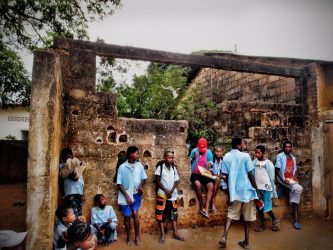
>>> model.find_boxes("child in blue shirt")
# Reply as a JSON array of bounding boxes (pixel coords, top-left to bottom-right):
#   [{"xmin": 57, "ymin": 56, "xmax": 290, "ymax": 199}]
[
  {"xmin": 59, "ymin": 148, "xmax": 85, "ymax": 217},
  {"xmin": 91, "ymin": 194, "xmax": 118, "ymax": 246},
  {"xmin": 117, "ymin": 146, "xmax": 147, "ymax": 246}
]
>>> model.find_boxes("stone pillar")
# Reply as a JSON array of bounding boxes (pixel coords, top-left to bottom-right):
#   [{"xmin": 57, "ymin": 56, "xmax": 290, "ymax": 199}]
[{"xmin": 26, "ymin": 50, "xmax": 62, "ymax": 249}]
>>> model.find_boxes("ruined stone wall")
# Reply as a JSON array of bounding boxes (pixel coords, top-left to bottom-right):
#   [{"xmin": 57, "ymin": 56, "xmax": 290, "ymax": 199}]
[
  {"xmin": 59, "ymin": 50, "xmax": 228, "ymax": 233},
  {"xmin": 182, "ymin": 67, "xmax": 313, "ymax": 215}
]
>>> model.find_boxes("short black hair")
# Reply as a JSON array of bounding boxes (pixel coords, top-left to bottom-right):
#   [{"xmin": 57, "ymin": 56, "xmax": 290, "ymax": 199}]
[
  {"xmin": 55, "ymin": 205, "xmax": 71, "ymax": 220},
  {"xmin": 67, "ymin": 221, "xmax": 91, "ymax": 243},
  {"xmin": 127, "ymin": 146, "xmax": 139, "ymax": 158},
  {"xmin": 231, "ymin": 137, "xmax": 243, "ymax": 149},
  {"xmin": 164, "ymin": 150, "xmax": 174, "ymax": 157},
  {"xmin": 283, "ymin": 140, "xmax": 292, "ymax": 148},
  {"xmin": 93, "ymin": 194, "xmax": 104, "ymax": 204},
  {"xmin": 214, "ymin": 145, "xmax": 223, "ymax": 150},
  {"xmin": 60, "ymin": 148, "xmax": 73, "ymax": 160},
  {"xmin": 255, "ymin": 145, "xmax": 266, "ymax": 153}
]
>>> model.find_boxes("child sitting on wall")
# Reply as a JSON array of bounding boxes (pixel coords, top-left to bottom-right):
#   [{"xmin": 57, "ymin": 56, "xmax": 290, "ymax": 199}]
[
  {"xmin": 91, "ymin": 194, "xmax": 118, "ymax": 246},
  {"xmin": 59, "ymin": 148, "xmax": 85, "ymax": 217}
]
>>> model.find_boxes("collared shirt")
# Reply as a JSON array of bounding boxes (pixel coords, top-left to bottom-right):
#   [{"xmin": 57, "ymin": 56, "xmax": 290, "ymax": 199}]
[
  {"xmin": 222, "ymin": 149, "xmax": 257, "ymax": 202},
  {"xmin": 117, "ymin": 160, "xmax": 147, "ymax": 205},
  {"xmin": 60, "ymin": 163, "xmax": 84, "ymax": 196},
  {"xmin": 54, "ymin": 220, "xmax": 69, "ymax": 250},
  {"xmin": 212, "ymin": 157, "xmax": 228, "ymax": 190},
  {"xmin": 155, "ymin": 163, "xmax": 180, "ymax": 201},
  {"xmin": 275, "ymin": 152, "xmax": 297, "ymax": 181},
  {"xmin": 91, "ymin": 205, "xmax": 118, "ymax": 226}
]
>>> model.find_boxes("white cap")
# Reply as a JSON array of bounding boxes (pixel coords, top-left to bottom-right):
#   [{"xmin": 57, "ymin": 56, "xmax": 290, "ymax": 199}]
[{"xmin": 0, "ymin": 230, "xmax": 27, "ymax": 249}]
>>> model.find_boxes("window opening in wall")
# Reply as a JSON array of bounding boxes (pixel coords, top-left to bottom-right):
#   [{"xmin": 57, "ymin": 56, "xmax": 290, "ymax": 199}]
[
  {"xmin": 143, "ymin": 150, "xmax": 152, "ymax": 157},
  {"xmin": 21, "ymin": 130, "xmax": 29, "ymax": 141},
  {"xmin": 119, "ymin": 134, "xmax": 127, "ymax": 142}
]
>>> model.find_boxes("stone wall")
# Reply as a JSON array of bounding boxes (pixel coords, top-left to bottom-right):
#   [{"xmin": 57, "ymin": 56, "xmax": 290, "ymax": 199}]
[{"xmin": 181, "ymin": 66, "xmax": 313, "ymax": 215}]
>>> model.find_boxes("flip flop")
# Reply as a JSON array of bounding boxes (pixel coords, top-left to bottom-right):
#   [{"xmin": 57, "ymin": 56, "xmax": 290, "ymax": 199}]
[
  {"xmin": 255, "ymin": 225, "xmax": 265, "ymax": 232},
  {"xmin": 218, "ymin": 240, "xmax": 226, "ymax": 248},
  {"xmin": 238, "ymin": 240, "xmax": 250, "ymax": 249},
  {"xmin": 172, "ymin": 235, "xmax": 185, "ymax": 241},
  {"xmin": 293, "ymin": 222, "xmax": 301, "ymax": 230},
  {"xmin": 272, "ymin": 219, "xmax": 280, "ymax": 231},
  {"xmin": 200, "ymin": 209, "xmax": 209, "ymax": 219}
]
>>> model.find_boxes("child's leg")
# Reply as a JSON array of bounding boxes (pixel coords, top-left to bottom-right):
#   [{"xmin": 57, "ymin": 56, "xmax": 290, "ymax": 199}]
[
  {"xmin": 193, "ymin": 180, "xmax": 204, "ymax": 209},
  {"xmin": 211, "ymin": 178, "xmax": 221, "ymax": 211},
  {"xmin": 204, "ymin": 182, "xmax": 214, "ymax": 213},
  {"xmin": 124, "ymin": 216, "xmax": 131, "ymax": 244},
  {"xmin": 132, "ymin": 211, "xmax": 140, "ymax": 245},
  {"xmin": 159, "ymin": 221, "xmax": 166, "ymax": 242},
  {"xmin": 104, "ymin": 222, "xmax": 117, "ymax": 244}
]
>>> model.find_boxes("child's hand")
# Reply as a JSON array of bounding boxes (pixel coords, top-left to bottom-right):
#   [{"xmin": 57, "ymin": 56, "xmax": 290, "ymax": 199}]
[
  {"xmin": 107, "ymin": 218, "xmax": 113, "ymax": 223},
  {"xmin": 78, "ymin": 215, "xmax": 86, "ymax": 223},
  {"xmin": 126, "ymin": 195, "xmax": 133, "ymax": 205},
  {"xmin": 138, "ymin": 188, "xmax": 144, "ymax": 195},
  {"xmin": 165, "ymin": 191, "xmax": 172, "ymax": 198}
]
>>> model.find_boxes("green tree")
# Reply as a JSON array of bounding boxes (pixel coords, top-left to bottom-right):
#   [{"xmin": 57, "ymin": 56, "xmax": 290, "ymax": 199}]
[
  {"xmin": 0, "ymin": 0, "xmax": 121, "ymax": 107},
  {"xmin": 116, "ymin": 63, "xmax": 189, "ymax": 120}
]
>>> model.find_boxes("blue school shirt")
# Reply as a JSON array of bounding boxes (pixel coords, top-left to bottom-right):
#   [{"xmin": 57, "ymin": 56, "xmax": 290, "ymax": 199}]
[
  {"xmin": 275, "ymin": 152, "xmax": 297, "ymax": 181},
  {"xmin": 54, "ymin": 220, "xmax": 68, "ymax": 250},
  {"xmin": 91, "ymin": 205, "xmax": 118, "ymax": 226},
  {"xmin": 59, "ymin": 163, "xmax": 84, "ymax": 196},
  {"xmin": 117, "ymin": 160, "xmax": 147, "ymax": 205},
  {"xmin": 222, "ymin": 149, "xmax": 257, "ymax": 202},
  {"xmin": 189, "ymin": 147, "xmax": 214, "ymax": 173},
  {"xmin": 212, "ymin": 158, "xmax": 228, "ymax": 190}
]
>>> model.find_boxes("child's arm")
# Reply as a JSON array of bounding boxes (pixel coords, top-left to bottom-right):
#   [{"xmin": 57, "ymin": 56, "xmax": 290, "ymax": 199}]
[{"xmin": 117, "ymin": 184, "xmax": 133, "ymax": 205}]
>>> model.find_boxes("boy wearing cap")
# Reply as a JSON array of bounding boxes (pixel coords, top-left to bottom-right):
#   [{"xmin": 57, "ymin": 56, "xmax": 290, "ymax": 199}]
[{"xmin": 189, "ymin": 138, "xmax": 219, "ymax": 218}]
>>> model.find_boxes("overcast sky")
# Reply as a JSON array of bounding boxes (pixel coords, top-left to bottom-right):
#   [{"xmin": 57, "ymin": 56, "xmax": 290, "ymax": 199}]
[{"xmin": 23, "ymin": 0, "xmax": 333, "ymax": 73}]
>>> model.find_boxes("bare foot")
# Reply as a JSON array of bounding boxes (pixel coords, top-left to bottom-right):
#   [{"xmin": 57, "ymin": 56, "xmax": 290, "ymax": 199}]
[
  {"xmin": 126, "ymin": 239, "xmax": 132, "ymax": 246},
  {"xmin": 134, "ymin": 238, "xmax": 141, "ymax": 246}
]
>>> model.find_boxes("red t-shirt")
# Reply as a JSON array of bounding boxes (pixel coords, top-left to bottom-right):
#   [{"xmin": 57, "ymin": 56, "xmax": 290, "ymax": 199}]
[{"xmin": 284, "ymin": 157, "xmax": 294, "ymax": 179}]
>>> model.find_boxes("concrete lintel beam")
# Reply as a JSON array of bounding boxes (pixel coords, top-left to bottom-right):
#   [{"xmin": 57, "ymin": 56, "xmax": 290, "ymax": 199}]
[{"xmin": 54, "ymin": 38, "xmax": 304, "ymax": 78}]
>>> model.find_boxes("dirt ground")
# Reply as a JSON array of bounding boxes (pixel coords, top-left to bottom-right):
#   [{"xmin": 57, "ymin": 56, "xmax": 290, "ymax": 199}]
[
  {"xmin": 1, "ymin": 184, "xmax": 333, "ymax": 249},
  {"xmin": 99, "ymin": 218, "xmax": 333, "ymax": 250}
]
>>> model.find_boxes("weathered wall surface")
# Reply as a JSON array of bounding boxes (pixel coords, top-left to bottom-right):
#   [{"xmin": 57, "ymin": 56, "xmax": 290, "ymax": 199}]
[
  {"xmin": 26, "ymin": 50, "xmax": 63, "ymax": 249},
  {"xmin": 180, "ymin": 65, "xmax": 313, "ymax": 216},
  {"xmin": 58, "ymin": 50, "xmax": 228, "ymax": 232}
]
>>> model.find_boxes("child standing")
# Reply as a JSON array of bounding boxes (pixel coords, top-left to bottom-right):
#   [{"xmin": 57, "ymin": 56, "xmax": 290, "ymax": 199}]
[
  {"xmin": 91, "ymin": 194, "xmax": 118, "ymax": 246},
  {"xmin": 155, "ymin": 151, "xmax": 184, "ymax": 243},
  {"xmin": 59, "ymin": 148, "xmax": 85, "ymax": 217},
  {"xmin": 253, "ymin": 145, "xmax": 280, "ymax": 232},
  {"xmin": 54, "ymin": 205, "xmax": 77, "ymax": 250},
  {"xmin": 117, "ymin": 146, "xmax": 147, "ymax": 246}
]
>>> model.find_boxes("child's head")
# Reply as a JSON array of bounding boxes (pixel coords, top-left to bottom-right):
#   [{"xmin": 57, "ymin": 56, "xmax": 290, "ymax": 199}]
[
  {"xmin": 255, "ymin": 145, "xmax": 266, "ymax": 160},
  {"xmin": 67, "ymin": 221, "xmax": 97, "ymax": 250},
  {"xmin": 197, "ymin": 138, "xmax": 208, "ymax": 153},
  {"xmin": 93, "ymin": 194, "xmax": 107, "ymax": 208},
  {"xmin": 61, "ymin": 148, "xmax": 73, "ymax": 162},
  {"xmin": 283, "ymin": 140, "xmax": 293, "ymax": 154},
  {"xmin": 231, "ymin": 137, "xmax": 244, "ymax": 150},
  {"xmin": 127, "ymin": 146, "xmax": 139, "ymax": 161},
  {"xmin": 55, "ymin": 205, "xmax": 76, "ymax": 224},
  {"xmin": 164, "ymin": 150, "xmax": 174, "ymax": 165},
  {"xmin": 214, "ymin": 145, "xmax": 223, "ymax": 158}
]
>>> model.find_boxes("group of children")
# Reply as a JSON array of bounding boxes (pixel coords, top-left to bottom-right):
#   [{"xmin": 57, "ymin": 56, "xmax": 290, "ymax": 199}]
[{"xmin": 55, "ymin": 138, "xmax": 302, "ymax": 249}]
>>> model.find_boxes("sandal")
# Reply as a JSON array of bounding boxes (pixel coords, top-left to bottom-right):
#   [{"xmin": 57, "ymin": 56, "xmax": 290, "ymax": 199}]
[
  {"xmin": 238, "ymin": 240, "xmax": 250, "ymax": 249},
  {"xmin": 172, "ymin": 234, "xmax": 185, "ymax": 241},
  {"xmin": 293, "ymin": 222, "xmax": 301, "ymax": 230},
  {"xmin": 255, "ymin": 225, "xmax": 265, "ymax": 232},
  {"xmin": 218, "ymin": 240, "xmax": 226, "ymax": 248},
  {"xmin": 200, "ymin": 209, "xmax": 209, "ymax": 219},
  {"xmin": 272, "ymin": 219, "xmax": 280, "ymax": 231}
]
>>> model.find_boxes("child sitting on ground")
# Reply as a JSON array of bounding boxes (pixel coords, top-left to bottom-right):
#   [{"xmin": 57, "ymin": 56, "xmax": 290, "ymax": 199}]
[
  {"xmin": 66, "ymin": 221, "xmax": 98, "ymax": 250},
  {"xmin": 91, "ymin": 194, "xmax": 118, "ymax": 246},
  {"xmin": 54, "ymin": 205, "xmax": 86, "ymax": 250},
  {"xmin": 253, "ymin": 145, "xmax": 280, "ymax": 232},
  {"xmin": 155, "ymin": 151, "xmax": 184, "ymax": 243},
  {"xmin": 59, "ymin": 148, "xmax": 85, "ymax": 217}
]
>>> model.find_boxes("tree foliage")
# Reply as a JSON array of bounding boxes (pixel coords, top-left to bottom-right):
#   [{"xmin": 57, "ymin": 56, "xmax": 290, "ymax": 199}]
[
  {"xmin": 116, "ymin": 63, "xmax": 190, "ymax": 120},
  {"xmin": 0, "ymin": 41, "xmax": 30, "ymax": 108},
  {"xmin": 0, "ymin": 0, "xmax": 121, "ymax": 107}
]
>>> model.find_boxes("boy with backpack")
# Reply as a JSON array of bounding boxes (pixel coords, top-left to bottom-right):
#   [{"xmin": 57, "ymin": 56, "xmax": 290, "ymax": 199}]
[{"xmin": 155, "ymin": 151, "xmax": 184, "ymax": 243}]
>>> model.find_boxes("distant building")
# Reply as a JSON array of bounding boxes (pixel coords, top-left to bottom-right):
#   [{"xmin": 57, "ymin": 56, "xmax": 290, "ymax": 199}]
[{"xmin": 0, "ymin": 105, "xmax": 29, "ymax": 140}]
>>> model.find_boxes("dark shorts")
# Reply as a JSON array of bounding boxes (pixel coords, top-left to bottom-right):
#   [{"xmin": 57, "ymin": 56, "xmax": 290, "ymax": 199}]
[
  {"xmin": 65, "ymin": 194, "xmax": 83, "ymax": 217},
  {"xmin": 156, "ymin": 197, "xmax": 178, "ymax": 222},
  {"xmin": 190, "ymin": 173, "xmax": 215, "ymax": 186}
]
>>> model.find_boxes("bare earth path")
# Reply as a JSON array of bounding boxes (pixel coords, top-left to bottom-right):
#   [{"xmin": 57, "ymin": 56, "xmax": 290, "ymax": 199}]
[{"xmin": 99, "ymin": 217, "xmax": 333, "ymax": 250}]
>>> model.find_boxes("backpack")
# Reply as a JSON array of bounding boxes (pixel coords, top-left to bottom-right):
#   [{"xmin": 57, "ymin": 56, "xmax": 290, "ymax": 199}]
[{"xmin": 154, "ymin": 160, "xmax": 176, "ymax": 194}]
